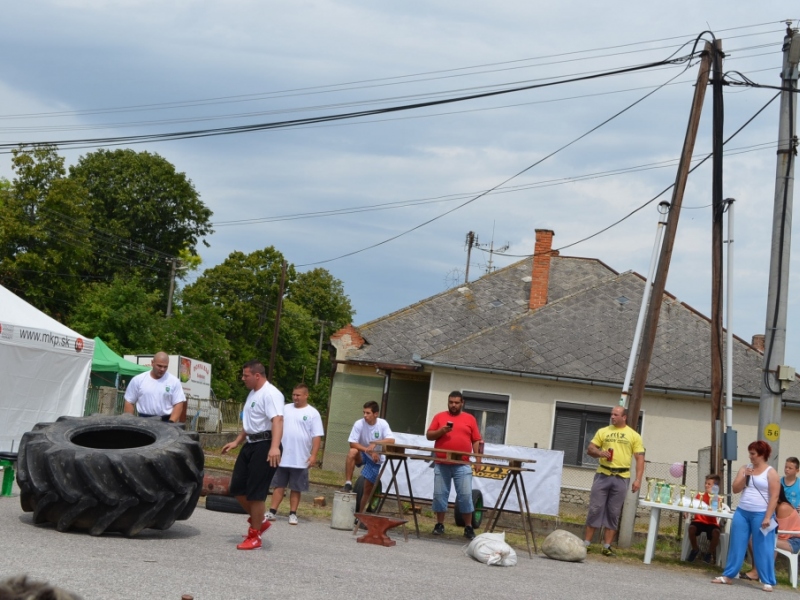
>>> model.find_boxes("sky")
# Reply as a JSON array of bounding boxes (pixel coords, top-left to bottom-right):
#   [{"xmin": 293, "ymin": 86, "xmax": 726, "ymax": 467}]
[{"xmin": 0, "ymin": 2, "xmax": 798, "ymax": 372}]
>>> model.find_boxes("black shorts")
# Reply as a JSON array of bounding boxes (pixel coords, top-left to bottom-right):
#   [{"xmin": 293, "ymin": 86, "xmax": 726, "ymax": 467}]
[
  {"xmin": 229, "ymin": 441, "xmax": 280, "ymax": 502},
  {"xmin": 689, "ymin": 521, "xmax": 720, "ymax": 537}
]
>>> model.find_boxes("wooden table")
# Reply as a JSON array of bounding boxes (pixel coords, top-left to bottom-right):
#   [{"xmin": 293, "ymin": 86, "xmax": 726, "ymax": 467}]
[
  {"xmin": 638, "ymin": 499, "xmax": 733, "ymax": 564},
  {"xmin": 363, "ymin": 444, "xmax": 539, "ymax": 556}
]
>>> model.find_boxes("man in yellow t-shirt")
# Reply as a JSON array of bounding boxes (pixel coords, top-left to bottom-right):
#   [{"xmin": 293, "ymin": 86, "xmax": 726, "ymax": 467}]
[{"xmin": 582, "ymin": 406, "xmax": 645, "ymax": 556}]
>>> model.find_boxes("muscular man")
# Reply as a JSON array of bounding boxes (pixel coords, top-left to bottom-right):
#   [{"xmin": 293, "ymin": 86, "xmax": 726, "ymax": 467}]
[
  {"xmin": 123, "ymin": 352, "xmax": 185, "ymax": 422},
  {"xmin": 344, "ymin": 401, "xmax": 394, "ymax": 513},
  {"xmin": 582, "ymin": 406, "xmax": 645, "ymax": 556},
  {"xmin": 221, "ymin": 360, "xmax": 284, "ymax": 550},
  {"xmin": 266, "ymin": 383, "xmax": 324, "ymax": 525},
  {"xmin": 426, "ymin": 391, "xmax": 482, "ymax": 540}
]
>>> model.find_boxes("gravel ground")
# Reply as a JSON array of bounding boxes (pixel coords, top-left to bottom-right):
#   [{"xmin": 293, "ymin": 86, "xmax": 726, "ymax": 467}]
[{"xmin": 0, "ymin": 481, "xmax": 794, "ymax": 600}]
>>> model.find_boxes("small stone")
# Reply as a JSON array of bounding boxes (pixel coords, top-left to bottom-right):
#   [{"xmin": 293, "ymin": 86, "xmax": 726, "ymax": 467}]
[
  {"xmin": 313, "ymin": 496, "xmax": 326, "ymax": 507},
  {"xmin": 542, "ymin": 529, "xmax": 587, "ymax": 562}
]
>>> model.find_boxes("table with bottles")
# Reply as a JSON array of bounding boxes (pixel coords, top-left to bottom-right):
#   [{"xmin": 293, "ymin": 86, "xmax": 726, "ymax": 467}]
[{"xmin": 638, "ymin": 479, "xmax": 733, "ymax": 565}]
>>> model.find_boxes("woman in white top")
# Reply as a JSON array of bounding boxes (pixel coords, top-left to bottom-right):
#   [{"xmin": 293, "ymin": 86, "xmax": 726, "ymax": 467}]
[{"xmin": 712, "ymin": 440, "xmax": 780, "ymax": 591}]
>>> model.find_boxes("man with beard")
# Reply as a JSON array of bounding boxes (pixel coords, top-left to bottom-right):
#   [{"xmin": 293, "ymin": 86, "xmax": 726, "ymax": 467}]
[{"xmin": 426, "ymin": 391, "xmax": 482, "ymax": 540}]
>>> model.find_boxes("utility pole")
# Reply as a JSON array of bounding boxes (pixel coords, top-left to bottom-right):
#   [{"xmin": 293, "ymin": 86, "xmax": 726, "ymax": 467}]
[
  {"xmin": 627, "ymin": 43, "xmax": 713, "ymax": 430},
  {"xmin": 758, "ymin": 25, "xmax": 800, "ymax": 468},
  {"xmin": 710, "ymin": 39, "xmax": 725, "ymax": 477},
  {"xmin": 464, "ymin": 231, "xmax": 477, "ymax": 284},
  {"xmin": 268, "ymin": 261, "xmax": 288, "ymax": 382},
  {"xmin": 314, "ymin": 320, "xmax": 333, "ymax": 385},
  {"xmin": 166, "ymin": 258, "xmax": 178, "ymax": 317},
  {"xmin": 619, "ymin": 43, "xmax": 713, "ymax": 549}
]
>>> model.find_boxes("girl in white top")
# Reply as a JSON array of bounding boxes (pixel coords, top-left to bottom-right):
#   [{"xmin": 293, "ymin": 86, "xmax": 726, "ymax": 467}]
[{"xmin": 713, "ymin": 440, "xmax": 780, "ymax": 591}]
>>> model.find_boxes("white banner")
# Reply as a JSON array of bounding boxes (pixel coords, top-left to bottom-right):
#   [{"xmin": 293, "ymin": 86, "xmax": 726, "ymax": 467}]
[{"xmin": 380, "ymin": 433, "xmax": 563, "ymax": 516}]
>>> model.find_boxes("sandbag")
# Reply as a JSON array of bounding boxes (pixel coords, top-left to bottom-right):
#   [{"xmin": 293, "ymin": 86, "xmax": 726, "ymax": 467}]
[{"xmin": 465, "ymin": 532, "xmax": 517, "ymax": 566}]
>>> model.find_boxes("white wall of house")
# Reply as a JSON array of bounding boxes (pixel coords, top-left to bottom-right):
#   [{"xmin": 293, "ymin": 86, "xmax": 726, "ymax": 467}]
[{"xmin": 427, "ymin": 367, "xmax": 800, "ymax": 482}]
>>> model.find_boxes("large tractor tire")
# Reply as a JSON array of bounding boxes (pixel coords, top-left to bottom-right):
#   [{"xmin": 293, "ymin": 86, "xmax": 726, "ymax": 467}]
[
  {"xmin": 354, "ymin": 475, "xmax": 382, "ymax": 513},
  {"xmin": 16, "ymin": 414, "xmax": 204, "ymax": 537},
  {"xmin": 454, "ymin": 489, "xmax": 484, "ymax": 528}
]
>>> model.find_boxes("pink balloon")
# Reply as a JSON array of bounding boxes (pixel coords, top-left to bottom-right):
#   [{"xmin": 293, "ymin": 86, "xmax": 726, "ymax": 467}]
[{"xmin": 669, "ymin": 462, "xmax": 683, "ymax": 478}]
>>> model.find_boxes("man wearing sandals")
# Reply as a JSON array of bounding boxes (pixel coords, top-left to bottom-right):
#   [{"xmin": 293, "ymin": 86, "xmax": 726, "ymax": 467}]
[{"xmin": 582, "ymin": 406, "xmax": 645, "ymax": 556}]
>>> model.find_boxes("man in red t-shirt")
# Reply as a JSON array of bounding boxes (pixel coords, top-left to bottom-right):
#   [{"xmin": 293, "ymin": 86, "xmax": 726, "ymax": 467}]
[{"xmin": 426, "ymin": 391, "xmax": 482, "ymax": 540}]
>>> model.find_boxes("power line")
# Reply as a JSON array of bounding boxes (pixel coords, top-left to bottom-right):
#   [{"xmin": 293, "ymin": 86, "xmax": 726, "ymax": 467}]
[
  {"xmin": 296, "ymin": 59, "xmax": 694, "ymax": 267},
  {"xmin": 494, "ymin": 91, "xmax": 782, "ymax": 258},
  {"xmin": 0, "ymin": 51, "xmax": 701, "ymax": 152},
  {"xmin": 213, "ymin": 140, "xmax": 775, "ymax": 228},
  {"xmin": 0, "ymin": 21, "xmax": 782, "ymax": 124}
]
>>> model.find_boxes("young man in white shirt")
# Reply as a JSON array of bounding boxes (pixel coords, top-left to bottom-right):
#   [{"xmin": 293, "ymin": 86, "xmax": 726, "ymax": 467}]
[
  {"xmin": 221, "ymin": 360, "xmax": 284, "ymax": 550},
  {"xmin": 344, "ymin": 401, "xmax": 394, "ymax": 513},
  {"xmin": 266, "ymin": 383, "xmax": 324, "ymax": 525}
]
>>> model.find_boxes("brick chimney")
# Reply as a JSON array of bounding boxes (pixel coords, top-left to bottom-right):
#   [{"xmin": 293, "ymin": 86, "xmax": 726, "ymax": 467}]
[
  {"xmin": 751, "ymin": 334, "xmax": 765, "ymax": 353},
  {"xmin": 330, "ymin": 324, "xmax": 365, "ymax": 360},
  {"xmin": 529, "ymin": 229, "xmax": 557, "ymax": 310}
]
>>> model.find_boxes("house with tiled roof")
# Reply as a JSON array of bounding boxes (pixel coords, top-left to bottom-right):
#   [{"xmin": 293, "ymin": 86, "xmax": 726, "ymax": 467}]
[{"xmin": 323, "ymin": 229, "xmax": 800, "ymax": 491}]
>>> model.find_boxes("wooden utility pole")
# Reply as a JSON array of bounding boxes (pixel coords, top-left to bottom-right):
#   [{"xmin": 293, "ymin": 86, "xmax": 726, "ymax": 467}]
[
  {"xmin": 465, "ymin": 231, "xmax": 476, "ymax": 284},
  {"xmin": 618, "ymin": 43, "xmax": 713, "ymax": 549},
  {"xmin": 710, "ymin": 39, "xmax": 725, "ymax": 476},
  {"xmin": 166, "ymin": 258, "xmax": 178, "ymax": 317},
  {"xmin": 268, "ymin": 261, "xmax": 288, "ymax": 381},
  {"xmin": 626, "ymin": 44, "xmax": 713, "ymax": 430}
]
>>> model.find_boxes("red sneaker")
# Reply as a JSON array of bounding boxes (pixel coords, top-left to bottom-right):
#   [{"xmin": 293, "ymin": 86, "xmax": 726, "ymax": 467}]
[
  {"xmin": 247, "ymin": 516, "xmax": 272, "ymax": 534},
  {"xmin": 237, "ymin": 528, "xmax": 262, "ymax": 550}
]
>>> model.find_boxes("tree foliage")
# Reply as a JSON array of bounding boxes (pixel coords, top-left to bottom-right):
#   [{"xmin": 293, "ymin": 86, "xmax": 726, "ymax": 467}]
[
  {"xmin": 0, "ymin": 146, "xmax": 94, "ymax": 319},
  {"xmin": 1, "ymin": 147, "xmax": 354, "ymax": 412},
  {"xmin": 68, "ymin": 148, "xmax": 213, "ymax": 296}
]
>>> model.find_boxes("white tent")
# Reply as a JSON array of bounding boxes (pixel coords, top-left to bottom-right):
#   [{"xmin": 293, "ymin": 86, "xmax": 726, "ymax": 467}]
[{"xmin": 0, "ymin": 285, "xmax": 94, "ymax": 452}]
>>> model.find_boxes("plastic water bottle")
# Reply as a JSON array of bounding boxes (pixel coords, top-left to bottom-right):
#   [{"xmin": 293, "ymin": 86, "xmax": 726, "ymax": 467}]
[{"xmin": 710, "ymin": 484, "xmax": 720, "ymax": 509}]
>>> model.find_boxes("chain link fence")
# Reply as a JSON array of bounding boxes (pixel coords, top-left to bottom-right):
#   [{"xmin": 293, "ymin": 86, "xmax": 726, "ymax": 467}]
[{"xmin": 84, "ymin": 386, "xmax": 243, "ymax": 434}]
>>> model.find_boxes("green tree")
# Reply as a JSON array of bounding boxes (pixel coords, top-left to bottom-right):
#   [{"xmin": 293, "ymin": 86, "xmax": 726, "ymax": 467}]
[
  {"xmin": 0, "ymin": 146, "xmax": 94, "ymax": 320},
  {"xmin": 156, "ymin": 297, "xmax": 235, "ymax": 400},
  {"xmin": 68, "ymin": 148, "xmax": 213, "ymax": 297},
  {"xmin": 183, "ymin": 247, "xmax": 296, "ymax": 399},
  {"xmin": 68, "ymin": 274, "xmax": 163, "ymax": 353},
  {"xmin": 289, "ymin": 268, "xmax": 354, "ymax": 327}
]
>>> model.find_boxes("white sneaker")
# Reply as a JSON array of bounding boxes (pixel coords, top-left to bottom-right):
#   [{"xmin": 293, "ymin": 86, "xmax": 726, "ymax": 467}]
[
  {"xmin": 265, "ymin": 511, "xmax": 277, "ymax": 521},
  {"xmin": 288, "ymin": 514, "xmax": 298, "ymax": 525}
]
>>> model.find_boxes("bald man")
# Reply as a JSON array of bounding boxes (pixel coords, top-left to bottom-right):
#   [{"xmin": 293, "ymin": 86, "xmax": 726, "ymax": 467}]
[{"xmin": 123, "ymin": 352, "xmax": 186, "ymax": 422}]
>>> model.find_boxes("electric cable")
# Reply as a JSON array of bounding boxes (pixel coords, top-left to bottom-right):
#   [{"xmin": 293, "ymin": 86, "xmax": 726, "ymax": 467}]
[
  {"xmin": 493, "ymin": 91, "xmax": 781, "ymax": 258},
  {"xmin": 0, "ymin": 51, "xmax": 701, "ymax": 152},
  {"xmin": 296, "ymin": 61, "xmax": 693, "ymax": 267}
]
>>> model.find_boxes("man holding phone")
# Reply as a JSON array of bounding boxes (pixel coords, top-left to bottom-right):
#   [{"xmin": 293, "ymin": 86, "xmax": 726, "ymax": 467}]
[{"xmin": 426, "ymin": 391, "xmax": 483, "ymax": 540}]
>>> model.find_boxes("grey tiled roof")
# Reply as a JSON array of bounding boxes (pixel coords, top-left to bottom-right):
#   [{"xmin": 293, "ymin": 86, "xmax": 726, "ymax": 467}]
[
  {"xmin": 346, "ymin": 255, "xmax": 793, "ymax": 400},
  {"xmin": 350, "ymin": 255, "xmax": 616, "ymax": 366},
  {"xmin": 430, "ymin": 271, "xmax": 794, "ymax": 400}
]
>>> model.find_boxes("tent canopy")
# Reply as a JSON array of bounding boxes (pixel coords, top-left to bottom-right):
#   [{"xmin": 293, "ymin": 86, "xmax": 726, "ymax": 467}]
[
  {"xmin": 92, "ymin": 338, "xmax": 150, "ymax": 376},
  {"xmin": 0, "ymin": 284, "xmax": 94, "ymax": 452}
]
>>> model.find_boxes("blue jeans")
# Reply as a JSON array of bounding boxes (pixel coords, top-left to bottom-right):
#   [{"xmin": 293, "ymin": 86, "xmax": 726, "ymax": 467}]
[
  {"xmin": 723, "ymin": 508, "xmax": 777, "ymax": 585},
  {"xmin": 433, "ymin": 463, "xmax": 473, "ymax": 514}
]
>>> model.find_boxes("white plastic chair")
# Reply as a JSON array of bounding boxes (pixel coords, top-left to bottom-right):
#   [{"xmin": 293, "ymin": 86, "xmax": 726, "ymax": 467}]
[
  {"xmin": 680, "ymin": 521, "xmax": 729, "ymax": 567},
  {"xmin": 776, "ymin": 530, "xmax": 799, "ymax": 589}
]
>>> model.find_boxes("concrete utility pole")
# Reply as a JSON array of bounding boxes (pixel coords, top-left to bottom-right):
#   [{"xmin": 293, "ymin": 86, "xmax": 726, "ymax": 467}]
[
  {"xmin": 618, "ymin": 43, "xmax": 713, "ymax": 549},
  {"xmin": 758, "ymin": 25, "xmax": 800, "ymax": 468},
  {"xmin": 166, "ymin": 258, "xmax": 178, "ymax": 317}
]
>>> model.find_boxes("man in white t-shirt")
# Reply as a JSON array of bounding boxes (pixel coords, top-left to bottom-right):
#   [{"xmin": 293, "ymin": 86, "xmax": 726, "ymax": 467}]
[
  {"xmin": 123, "ymin": 352, "xmax": 186, "ymax": 422},
  {"xmin": 266, "ymin": 383, "xmax": 324, "ymax": 525},
  {"xmin": 344, "ymin": 401, "xmax": 394, "ymax": 513},
  {"xmin": 221, "ymin": 360, "xmax": 285, "ymax": 550}
]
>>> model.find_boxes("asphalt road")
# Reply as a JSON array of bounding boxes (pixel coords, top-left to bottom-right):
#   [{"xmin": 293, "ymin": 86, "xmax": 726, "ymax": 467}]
[{"xmin": 0, "ymin": 485, "xmax": 794, "ymax": 600}]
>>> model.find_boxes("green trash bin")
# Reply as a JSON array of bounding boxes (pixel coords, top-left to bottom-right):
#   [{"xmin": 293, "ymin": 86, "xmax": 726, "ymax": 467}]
[{"xmin": 0, "ymin": 452, "xmax": 17, "ymax": 497}]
